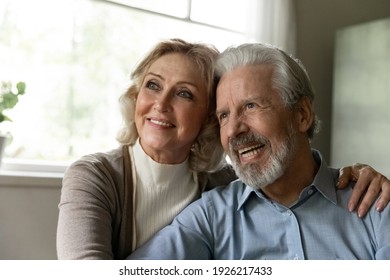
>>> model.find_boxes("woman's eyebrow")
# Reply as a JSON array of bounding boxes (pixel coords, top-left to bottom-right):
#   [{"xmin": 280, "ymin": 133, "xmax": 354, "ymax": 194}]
[
  {"xmin": 147, "ymin": 72, "xmax": 201, "ymax": 90},
  {"xmin": 145, "ymin": 72, "xmax": 164, "ymax": 80}
]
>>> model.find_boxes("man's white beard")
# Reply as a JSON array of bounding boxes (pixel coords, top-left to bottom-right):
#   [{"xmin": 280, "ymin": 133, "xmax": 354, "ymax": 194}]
[{"xmin": 228, "ymin": 127, "xmax": 297, "ymax": 190}]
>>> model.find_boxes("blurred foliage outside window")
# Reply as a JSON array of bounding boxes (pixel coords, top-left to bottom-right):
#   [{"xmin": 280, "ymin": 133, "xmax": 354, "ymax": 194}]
[{"xmin": 0, "ymin": 0, "xmax": 252, "ymax": 164}]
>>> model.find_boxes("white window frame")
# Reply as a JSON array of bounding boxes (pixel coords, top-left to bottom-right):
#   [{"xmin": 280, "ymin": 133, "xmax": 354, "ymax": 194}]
[{"xmin": 0, "ymin": 0, "xmax": 254, "ymax": 178}]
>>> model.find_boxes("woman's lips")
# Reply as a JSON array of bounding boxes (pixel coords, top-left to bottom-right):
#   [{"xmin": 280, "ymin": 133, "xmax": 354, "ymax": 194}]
[{"xmin": 147, "ymin": 117, "xmax": 175, "ymax": 128}]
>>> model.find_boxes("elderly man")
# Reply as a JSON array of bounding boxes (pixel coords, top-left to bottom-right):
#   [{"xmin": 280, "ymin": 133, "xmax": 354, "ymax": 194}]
[{"xmin": 128, "ymin": 43, "xmax": 390, "ymax": 260}]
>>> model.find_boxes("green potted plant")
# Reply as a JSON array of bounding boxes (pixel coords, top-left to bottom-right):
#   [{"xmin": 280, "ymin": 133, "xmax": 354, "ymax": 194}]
[{"xmin": 0, "ymin": 81, "xmax": 26, "ymax": 166}]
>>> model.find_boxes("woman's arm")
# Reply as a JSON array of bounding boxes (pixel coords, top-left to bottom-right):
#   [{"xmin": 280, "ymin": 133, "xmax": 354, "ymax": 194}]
[
  {"xmin": 337, "ymin": 163, "xmax": 390, "ymax": 218},
  {"xmin": 57, "ymin": 158, "xmax": 116, "ymax": 259}
]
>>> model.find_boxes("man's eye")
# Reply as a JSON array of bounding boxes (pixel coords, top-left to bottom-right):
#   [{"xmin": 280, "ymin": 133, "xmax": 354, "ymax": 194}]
[
  {"xmin": 177, "ymin": 90, "xmax": 193, "ymax": 99},
  {"xmin": 218, "ymin": 112, "xmax": 228, "ymax": 123},
  {"xmin": 245, "ymin": 102, "xmax": 256, "ymax": 109},
  {"xmin": 146, "ymin": 81, "xmax": 160, "ymax": 90}
]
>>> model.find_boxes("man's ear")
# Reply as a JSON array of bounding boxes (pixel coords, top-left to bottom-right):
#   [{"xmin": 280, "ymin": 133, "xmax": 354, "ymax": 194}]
[{"xmin": 295, "ymin": 96, "xmax": 314, "ymax": 134}]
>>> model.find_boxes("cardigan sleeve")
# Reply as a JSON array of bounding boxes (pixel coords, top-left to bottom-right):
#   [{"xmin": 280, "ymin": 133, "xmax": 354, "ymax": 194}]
[{"xmin": 56, "ymin": 148, "xmax": 126, "ymax": 259}]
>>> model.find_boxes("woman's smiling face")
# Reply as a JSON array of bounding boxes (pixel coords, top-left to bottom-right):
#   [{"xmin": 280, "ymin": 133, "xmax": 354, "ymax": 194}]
[{"xmin": 135, "ymin": 53, "xmax": 209, "ymax": 164}]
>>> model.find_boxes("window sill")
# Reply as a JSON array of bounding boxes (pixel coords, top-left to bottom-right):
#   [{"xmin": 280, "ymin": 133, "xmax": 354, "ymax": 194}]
[
  {"xmin": 0, "ymin": 170, "xmax": 63, "ymax": 187},
  {"xmin": 0, "ymin": 159, "xmax": 65, "ymax": 187}
]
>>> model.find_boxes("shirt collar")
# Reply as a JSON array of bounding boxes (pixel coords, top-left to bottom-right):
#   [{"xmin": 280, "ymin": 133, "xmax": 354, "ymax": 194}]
[
  {"xmin": 310, "ymin": 149, "xmax": 338, "ymax": 205},
  {"xmin": 237, "ymin": 183, "xmax": 256, "ymax": 210},
  {"xmin": 236, "ymin": 149, "xmax": 338, "ymax": 210}
]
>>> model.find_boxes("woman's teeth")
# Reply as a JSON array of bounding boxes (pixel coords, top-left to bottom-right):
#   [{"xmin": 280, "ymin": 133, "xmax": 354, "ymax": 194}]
[{"xmin": 150, "ymin": 119, "xmax": 174, "ymax": 127}]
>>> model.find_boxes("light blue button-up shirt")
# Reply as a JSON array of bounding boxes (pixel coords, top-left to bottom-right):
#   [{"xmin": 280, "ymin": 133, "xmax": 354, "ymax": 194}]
[{"xmin": 129, "ymin": 150, "xmax": 390, "ymax": 260}]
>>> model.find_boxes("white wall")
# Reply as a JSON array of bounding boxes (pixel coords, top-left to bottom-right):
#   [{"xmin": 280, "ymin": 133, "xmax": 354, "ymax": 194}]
[
  {"xmin": 0, "ymin": 173, "xmax": 61, "ymax": 260},
  {"xmin": 331, "ymin": 18, "xmax": 390, "ymax": 177},
  {"xmin": 296, "ymin": 0, "xmax": 390, "ymax": 163}
]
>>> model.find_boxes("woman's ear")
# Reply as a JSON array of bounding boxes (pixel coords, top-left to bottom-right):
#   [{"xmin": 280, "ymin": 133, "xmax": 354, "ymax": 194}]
[{"xmin": 295, "ymin": 96, "xmax": 314, "ymax": 134}]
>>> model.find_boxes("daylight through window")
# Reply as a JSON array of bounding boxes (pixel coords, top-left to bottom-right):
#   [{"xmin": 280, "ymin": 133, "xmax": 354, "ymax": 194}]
[{"xmin": 0, "ymin": 0, "xmax": 257, "ymax": 167}]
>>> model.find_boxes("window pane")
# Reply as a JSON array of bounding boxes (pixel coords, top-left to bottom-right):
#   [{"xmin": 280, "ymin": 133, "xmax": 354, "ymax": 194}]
[
  {"xmin": 191, "ymin": 0, "xmax": 255, "ymax": 32},
  {"xmin": 109, "ymin": 0, "xmax": 189, "ymax": 18},
  {"xmin": 0, "ymin": 0, "xmax": 248, "ymax": 163}
]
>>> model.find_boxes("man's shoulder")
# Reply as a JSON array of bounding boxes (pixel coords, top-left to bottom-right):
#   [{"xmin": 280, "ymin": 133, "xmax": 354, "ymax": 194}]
[
  {"xmin": 201, "ymin": 179, "xmax": 248, "ymax": 206},
  {"xmin": 174, "ymin": 180, "xmax": 248, "ymax": 227},
  {"xmin": 204, "ymin": 178, "xmax": 244, "ymax": 193}
]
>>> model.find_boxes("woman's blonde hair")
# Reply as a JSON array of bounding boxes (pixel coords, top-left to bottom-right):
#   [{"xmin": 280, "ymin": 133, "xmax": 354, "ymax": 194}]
[{"xmin": 117, "ymin": 38, "xmax": 226, "ymax": 172}]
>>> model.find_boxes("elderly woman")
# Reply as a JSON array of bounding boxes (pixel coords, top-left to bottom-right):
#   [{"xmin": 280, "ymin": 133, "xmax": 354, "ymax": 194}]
[{"xmin": 56, "ymin": 39, "xmax": 389, "ymax": 259}]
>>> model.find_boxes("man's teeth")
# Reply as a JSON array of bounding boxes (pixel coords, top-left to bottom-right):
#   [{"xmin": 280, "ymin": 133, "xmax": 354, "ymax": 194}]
[
  {"xmin": 239, "ymin": 144, "xmax": 263, "ymax": 157},
  {"xmin": 150, "ymin": 119, "xmax": 173, "ymax": 127}
]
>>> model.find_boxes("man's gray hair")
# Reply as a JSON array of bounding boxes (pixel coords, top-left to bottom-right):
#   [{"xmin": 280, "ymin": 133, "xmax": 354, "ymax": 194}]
[{"xmin": 215, "ymin": 43, "xmax": 321, "ymax": 139}]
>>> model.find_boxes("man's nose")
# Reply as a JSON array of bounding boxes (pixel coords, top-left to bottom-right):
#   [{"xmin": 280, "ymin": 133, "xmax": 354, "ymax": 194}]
[{"xmin": 226, "ymin": 114, "xmax": 248, "ymax": 139}]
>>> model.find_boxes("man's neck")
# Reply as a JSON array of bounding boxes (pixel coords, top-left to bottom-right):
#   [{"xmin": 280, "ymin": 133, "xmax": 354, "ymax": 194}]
[{"xmin": 261, "ymin": 147, "xmax": 318, "ymax": 207}]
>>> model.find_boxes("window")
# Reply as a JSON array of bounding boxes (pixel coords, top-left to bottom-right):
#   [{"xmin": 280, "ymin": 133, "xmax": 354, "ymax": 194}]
[{"xmin": 0, "ymin": 0, "xmax": 257, "ymax": 169}]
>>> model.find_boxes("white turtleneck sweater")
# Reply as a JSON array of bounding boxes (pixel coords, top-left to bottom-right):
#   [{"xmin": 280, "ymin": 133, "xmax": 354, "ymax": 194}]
[{"xmin": 131, "ymin": 139, "xmax": 199, "ymax": 249}]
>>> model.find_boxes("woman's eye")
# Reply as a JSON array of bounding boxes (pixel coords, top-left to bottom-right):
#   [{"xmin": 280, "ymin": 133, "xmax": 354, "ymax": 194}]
[
  {"xmin": 146, "ymin": 81, "xmax": 160, "ymax": 91},
  {"xmin": 177, "ymin": 90, "xmax": 193, "ymax": 99}
]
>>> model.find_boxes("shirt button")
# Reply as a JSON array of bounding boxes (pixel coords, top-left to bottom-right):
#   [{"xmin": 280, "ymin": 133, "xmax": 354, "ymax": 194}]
[
  {"xmin": 293, "ymin": 255, "xmax": 300, "ymax": 260},
  {"xmin": 286, "ymin": 210, "xmax": 292, "ymax": 216},
  {"xmin": 308, "ymin": 189, "xmax": 314, "ymax": 195}
]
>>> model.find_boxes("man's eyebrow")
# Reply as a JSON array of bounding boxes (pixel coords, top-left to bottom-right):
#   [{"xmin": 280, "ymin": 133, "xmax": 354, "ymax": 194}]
[{"xmin": 215, "ymin": 108, "xmax": 227, "ymax": 116}]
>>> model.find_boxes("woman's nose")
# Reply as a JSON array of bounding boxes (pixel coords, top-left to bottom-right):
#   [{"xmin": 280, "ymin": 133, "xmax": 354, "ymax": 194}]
[{"xmin": 154, "ymin": 93, "xmax": 171, "ymax": 113}]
